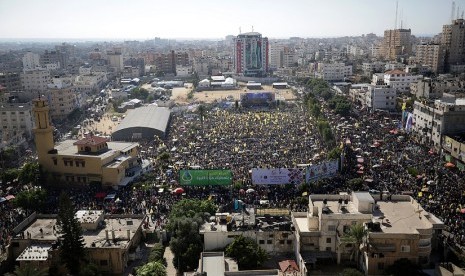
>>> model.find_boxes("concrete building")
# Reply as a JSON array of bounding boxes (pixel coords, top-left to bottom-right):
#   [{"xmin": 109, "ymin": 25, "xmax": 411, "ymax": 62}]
[
  {"xmin": 47, "ymin": 77, "xmax": 79, "ymax": 120},
  {"xmin": 366, "ymin": 85, "xmax": 396, "ymax": 111},
  {"xmin": 349, "ymin": 84, "xmax": 371, "ymax": 109},
  {"xmin": 153, "ymin": 50, "xmax": 189, "ymax": 75},
  {"xmin": 200, "ymin": 211, "xmax": 294, "ymax": 254},
  {"xmin": 362, "ymin": 62, "xmax": 385, "ymax": 77},
  {"xmin": 234, "ymin": 32, "xmax": 269, "ymax": 77},
  {"xmin": 413, "ymin": 98, "xmax": 465, "ymax": 147},
  {"xmin": 107, "ymin": 49, "xmax": 124, "ymax": 73},
  {"xmin": 382, "ymin": 69, "xmax": 423, "ymax": 94},
  {"xmin": 415, "ymin": 43, "xmax": 445, "ymax": 73},
  {"xmin": 315, "ymin": 63, "xmax": 352, "ymax": 81},
  {"xmin": 442, "ymin": 134, "xmax": 465, "ymax": 171},
  {"xmin": 268, "ymin": 42, "xmax": 284, "ymax": 70},
  {"xmin": 382, "ymin": 29, "xmax": 412, "ymax": 61},
  {"xmin": 0, "ymin": 72, "xmax": 22, "ymax": 92},
  {"xmin": 292, "ymin": 193, "xmax": 443, "ymax": 276},
  {"xmin": 442, "ymin": 19, "xmax": 465, "ymax": 71},
  {"xmin": 0, "ymin": 102, "xmax": 34, "ymax": 139},
  {"xmin": 10, "ymin": 212, "xmax": 145, "ymax": 275},
  {"xmin": 410, "ymin": 78, "xmax": 458, "ymax": 100},
  {"xmin": 22, "ymin": 52, "xmax": 41, "ymax": 71},
  {"xmin": 21, "ymin": 69, "xmax": 51, "ymax": 94},
  {"xmin": 32, "ymin": 98, "xmax": 144, "ymax": 187}
]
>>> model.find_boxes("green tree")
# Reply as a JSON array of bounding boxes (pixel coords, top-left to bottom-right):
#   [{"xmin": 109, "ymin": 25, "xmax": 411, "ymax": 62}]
[
  {"xmin": 384, "ymin": 258, "xmax": 421, "ymax": 276},
  {"xmin": 1, "ymin": 168, "xmax": 19, "ymax": 184},
  {"xmin": 347, "ymin": 178, "xmax": 364, "ymax": 191},
  {"xmin": 327, "ymin": 147, "xmax": 342, "ymax": 160},
  {"xmin": 310, "ymin": 104, "xmax": 321, "ymax": 119},
  {"xmin": 18, "ymin": 162, "xmax": 39, "ymax": 185},
  {"xmin": 342, "ymin": 268, "xmax": 364, "ymax": 276},
  {"xmin": 225, "ymin": 235, "xmax": 268, "ymax": 270},
  {"xmin": 344, "ymin": 223, "xmax": 368, "ymax": 264},
  {"xmin": 197, "ymin": 104, "xmax": 206, "ymax": 126},
  {"xmin": 56, "ymin": 192, "xmax": 85, "ymax": 275},
  {"xmin": 13, "ymin": 188, "xmax": 47, "ymax": 214},
  {"xmin": 149, "ymin": 243, "xmax": 167, "ymax": 266},
  {"xmin": 168, "ymin": 199, "xmax": 216, "ymax": 273},
  {"xmin": 6, "ymin": 265, "xmax": 48, "ymax": 276},
  {"xmin": 79, "ymin": 262, "xmax": 102, "ymax": 276},
  {"xmin": 136, "ymin": 261, "xmax": 167, "ymax": 276}
]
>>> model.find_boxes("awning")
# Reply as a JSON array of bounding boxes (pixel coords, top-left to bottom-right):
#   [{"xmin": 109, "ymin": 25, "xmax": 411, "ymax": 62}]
[{"xmin": 5, "ymin": 195, "xmax": 15, "ymax": 200}]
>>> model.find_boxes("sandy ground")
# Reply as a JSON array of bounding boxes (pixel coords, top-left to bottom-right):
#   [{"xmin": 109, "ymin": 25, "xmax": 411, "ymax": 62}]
[
  {"xmin": 80, "ymin": 113, "xmax": 123, "ymax": 137},
  {"xmin": 171, "ymin": 84, "xmax": 296, "ymax": 104}
]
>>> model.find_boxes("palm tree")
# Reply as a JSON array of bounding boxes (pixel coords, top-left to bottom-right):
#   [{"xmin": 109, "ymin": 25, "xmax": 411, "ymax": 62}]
[
  {"xmin": 346, "ymin": 223, "xmax": 368, "ymax": 265},
  {"xmin": 197, "ymin": 104, "xmax": 206, "ymax": 125}
]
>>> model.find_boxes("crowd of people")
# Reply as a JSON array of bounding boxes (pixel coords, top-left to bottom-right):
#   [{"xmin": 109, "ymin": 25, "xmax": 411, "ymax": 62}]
[{"xmin": 2, "ymin": 91, "xmax": 465, "ymax": 260}]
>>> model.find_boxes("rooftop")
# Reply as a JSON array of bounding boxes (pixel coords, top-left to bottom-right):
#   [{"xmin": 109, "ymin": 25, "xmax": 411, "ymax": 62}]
[
  {"xmin": 76, "ymin": 210, "xmax": 104, "ymax": 224},
  {"xmin": 55, "ymin": 139, "xmax": 137, "ymax": 158},
  {"xmin": 16, "ymin": 245, "xmax": 52, "ymax": 262},
  {"xmin": 73, "ymin": 135, "xmax": 108, "ymax": 146},
  {"xmin": 372, "ymin": 198, "xmax": 432, "ymax": 234}
]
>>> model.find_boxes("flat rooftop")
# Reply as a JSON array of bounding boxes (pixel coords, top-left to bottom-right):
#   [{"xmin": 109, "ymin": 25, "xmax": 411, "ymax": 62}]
[
  {"xmin": 313, "ymin": 200, "xmax": 360, "ymax": 215},
  {"xmin": 16, "ymin": 245, "xmax": 52, "ymax": 261},
  {"xmin": 18, "ymin": 216, "xmax": 144, "ymax": 248},
  {"xmin": 76, "ymin": 210, "xmax": 103, "ymax": 224},
  {"xmin": 55, "ymin": 139, "xmax": 137, "ymax": 158},
  {"xmin": 373, "ymin": 200, "xmax": 431, "ymax": 234}
]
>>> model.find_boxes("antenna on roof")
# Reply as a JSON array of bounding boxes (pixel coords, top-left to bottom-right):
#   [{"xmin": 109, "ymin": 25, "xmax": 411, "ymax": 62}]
[
  {"xmin": 239, "ymin": 27, "xmax": 241, "ymax": 34},
  {"xmin": 451, "ymin": 1, "xmax": 456, "ymax": 22},
  {"xmin": 400, "ymin": 8, "xmax": 403, "ymax": 29},
  {"xmin": 252, "ymin": 26, "xmax": 254, "ymax": 32},
  {"xmin": 457, "ymin": 5, "xmax": 460, "ymax": 20},
  {"xmin": 394, "ymin": 0, "xmax": 398, "ymax": 29}
]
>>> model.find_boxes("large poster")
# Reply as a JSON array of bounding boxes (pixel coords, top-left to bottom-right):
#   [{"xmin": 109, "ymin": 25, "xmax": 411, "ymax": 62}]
[
  {"xmin": 306, "ymin": 160, "xmax": 339, "ymax": 182},
  {"xmin": 180, "ymin": 170, "xmax": 232, "ymax": 186},
  {"xmin": 252, "ymin": 168, "xmax": 304, "ymax": 185}
]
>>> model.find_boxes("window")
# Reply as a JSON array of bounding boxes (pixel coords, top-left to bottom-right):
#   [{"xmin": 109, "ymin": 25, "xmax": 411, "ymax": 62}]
[
  {"xmin": 279, "ymin": 240, "xmax": 285, "ymax": 244},
  {"xmin": 400, "ymin": 245, "xmax": 410, "ymax": 252},
  {"xmin": 326, "ymin": 247, "xmax": 331, "ymax": 251},
  {"xmin": 259, "ymin": 240, "xmax": 264, "ymax": 244},
  {"xmin": 378, "ymin": 262, "xmax": 385, "ymax": 270},
  {"xmin": 287, "ymin": 240, "xmax": 292, "ymax": 245},
  {"xmin": 326, "ymin": 238, "xmax": 331, "ymax": 243},
  {"xmin": 267, "ymin": 240, "xmax": 272, "ymax": 244},
  {"xmin": 99, "ymin": 260, "xmax": 108, "ymax": 266},
  {"xmin": 328, "ymin": 225, "xmax": 336, "ymax": 232},
  {"xmin": 53, "ymin": 159, "xmax": 57, "ymax": 165}
]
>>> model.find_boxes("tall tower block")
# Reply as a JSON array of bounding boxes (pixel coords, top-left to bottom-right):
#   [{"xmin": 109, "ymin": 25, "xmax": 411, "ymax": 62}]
[{"xmin": 32, "ymin": 98, "xmax": 55, "ymax": 167}]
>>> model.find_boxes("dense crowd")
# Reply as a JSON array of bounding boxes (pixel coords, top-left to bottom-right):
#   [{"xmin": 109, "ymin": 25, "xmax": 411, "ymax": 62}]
[{"xmin": 2, "ymin": 92, "xmax": 465, "ymax": 259}]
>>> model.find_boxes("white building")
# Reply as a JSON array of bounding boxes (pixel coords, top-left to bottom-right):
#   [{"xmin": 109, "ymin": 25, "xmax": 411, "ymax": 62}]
[
  {"xmin": 366, "ymin": 85, "xmax": 396, "ymax": 111},
  {"xmin": 21, "ymin": 69, "xmax": 51, "ymax": 93},
  {"xmin": 22, "ymin": 52, "xmax": 41, "ymax": 71},
  {"xmin": 315, "ymin": 63, "xmax": 353, "ymax": 81},
  {"xmin": 362, "ymin": 62, "xmax": 385, "ymax": 76},
  {"xmin": 268, "ymin": 42, "xmax": 284, "ymax": 70},
  {"xmin": 382, "ymin": 69, "xmax": 423, "ymax": 94},
  {"xmin": 176, "ymin": 66, "xmax": 192, "ymax": 77},
  {"xmin": 413, "ymin": 98, "xmax": 465, "ymax": 148}
]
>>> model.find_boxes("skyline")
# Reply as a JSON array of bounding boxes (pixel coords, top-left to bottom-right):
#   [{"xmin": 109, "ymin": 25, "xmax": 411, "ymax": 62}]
[{"xmin": 0, "ymin": 0, "xmax": 464, "ymax": 41}]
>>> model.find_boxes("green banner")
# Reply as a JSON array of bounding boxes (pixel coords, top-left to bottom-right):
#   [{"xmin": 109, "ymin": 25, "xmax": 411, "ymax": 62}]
[{"xmin": 180, "ymin": 170, "xmax": 232, "ymax": 186}]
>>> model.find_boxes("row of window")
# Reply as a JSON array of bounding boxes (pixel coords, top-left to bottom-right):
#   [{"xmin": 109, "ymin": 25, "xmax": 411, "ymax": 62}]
[
  {"xmin": 258, "ymin": 239, "xmax": 292, "ymax": 245},
  {"xmin": 54, "ymin": 159, "xmax": 86, "ymax": 167},
  {"xmin": 65, "ymin": 175, "xmax": 87, "ymax": 183}
]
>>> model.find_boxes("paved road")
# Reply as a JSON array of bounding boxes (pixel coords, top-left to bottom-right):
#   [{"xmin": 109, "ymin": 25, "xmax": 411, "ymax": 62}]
[{"xmin": 164, "ymin": 246, "xmax": 178, "ymax": 275}]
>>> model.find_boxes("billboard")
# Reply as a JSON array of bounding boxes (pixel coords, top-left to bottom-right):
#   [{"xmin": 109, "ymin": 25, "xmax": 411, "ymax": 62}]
[
  {"xmin": 180, "ymin": 170, "xmax": 232, "ymax": 186},
  {"xmin": 306, "ymin": 160, "xmax": 339, "ymax": 182},
  {"xmin": 252, "ymin": 168, "xmax": 304, "ymax": 185}
]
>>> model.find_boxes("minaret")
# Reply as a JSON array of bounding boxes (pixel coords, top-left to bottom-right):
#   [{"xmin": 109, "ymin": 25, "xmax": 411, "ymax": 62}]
[{"xmin": 32, "ymin": 97, "xmax": 55, "ymax": 167}]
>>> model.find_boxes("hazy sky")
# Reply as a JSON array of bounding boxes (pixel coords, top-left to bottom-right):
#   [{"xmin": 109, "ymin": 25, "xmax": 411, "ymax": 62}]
[{"xmin": 0, "ymin": 0, "xmax": 462, "ymax": 40}]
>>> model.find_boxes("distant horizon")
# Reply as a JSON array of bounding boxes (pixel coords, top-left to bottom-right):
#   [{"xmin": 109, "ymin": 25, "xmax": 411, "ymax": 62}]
[
  {"xmin": 0, "ymin": 33, "xmax": 438, "ymax": 43},
  {"xmin": 0, "ymin": 0, "xmax": 461, "ymax": 41}
]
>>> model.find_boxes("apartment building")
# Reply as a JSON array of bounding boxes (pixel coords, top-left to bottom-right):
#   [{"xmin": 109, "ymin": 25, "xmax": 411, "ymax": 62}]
[
  {"xmin": 383, "ymin": 69, "xmax": 423, "ymax": 94},
  {"xmin": 10, "ymin": 211, "xmax": 145, "ymax": 275},
  {"xmin": 0, "ymin": 102, "xmax": 33, "ymax": 138},
  {"xmin": 315, "ymin": 63, "xmax": 353, "ymax": 81},
  {"xmin": 362, "ymin": 62, "xmax": 385, "ymax": 77},
  {"xmin": 292, "ymin": 192, "xmax": 443, "ymax": 276},
  {"xmin": 21, "ymin": 69, "xmax": 51, "ymax": 93},
  {"xmin": 22, "ymin": 52, "xmax": 41, "ymax": 71},
  {"xmin": 0, "ymin": 72, "xmax": 22, "ymax": 92},
  {"xmin": 382, "ymin": 29, "xmax": 412, "ymax": 61},
  {"xmin": 366, "ymin": 85, "xmax": 396, "ymax": 111},
  {"xmin": 415, "ymin": 43, "xmax": 445, "ymax": 73},
  {"xmin": 442, "ymin": 19, "xmax": 465, "ymax": 71},
  {"xmin": 413, "ymin": 98, "xmax": 465, "ymax": 147},
  {"xmin": 442, "ymin": 134, "xmax": 465, "ymax": 171}
]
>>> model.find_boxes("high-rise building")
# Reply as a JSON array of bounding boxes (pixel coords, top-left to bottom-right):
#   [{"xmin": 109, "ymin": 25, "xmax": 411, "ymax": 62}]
[
  {"xmin": 268, "ymin": 42, "xmax": 284, "ymax": 70},
  {"xmin": 415, "ymin": 43, "xmax": 445, "ymax": 73},
  {"xmin": 22, "ymin": 52, "xmax": 41, "ymax": 71},
  {"xmin": 441, "ymin": 19, "xmax": 465, "ymax": 71},
  {"xmin": 233, "ymin": 32, "xmax": 268, "ymax": 77},
  {"xmin": 382, "ymin": 29, "xmax": 412, "ymax": 61}
]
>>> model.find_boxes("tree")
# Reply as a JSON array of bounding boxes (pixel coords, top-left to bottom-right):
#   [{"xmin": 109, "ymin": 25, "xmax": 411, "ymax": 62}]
[
  {"xmin": 6, "ymin": 265, "xmax": 48, "ymax": 276},
  {"xmin": 327, "ymin": 147, "xmax": 342, "ymax": 160},
  {"xmin": 342, "ymin": 268, "xmax": 364, "ymax": 276},
  {"xmin": 136, "ymin": 261, "xmax": 167, "ymax": 276},
  {"xmin": 1, "ymin": 168, "xmax": 19, "ymax": 184},
  {"xmin": 225, "ymin": 235, "xmax": 268, "ymax": 270},
  {"xmin": 149, "ymin": 243, "xmax": 167, "ymax": 266},
  {"xmin": 197, "ymin": 104, "xmax": 206, "ymax": 126},
  {"xmin": 13, "ymin": 188, "xmax": 47, "ymax": 214},
  {"xmin": 347, "ymin": 178, "xmax": 364, "ymax": 191},
  {"xmin": 344, "ymin": 223, "xmax": 368, "ymax": 264},
  {"xmin": 168, "ymin": 199, "xmax": 217, "ymax": 273},
  {"xmin": 18, "ymin": 162, "xmax": 39, "ymax": 185},
  {"xmin": 384, "ymin": 258, "xmax": 421, "ymax": 276},
  {"xmin": 56, "ymin": 192, "xmax": 85, "ymax": 275},
  {"xmin": 78, "ymin": 262, "xmax": 101, "ymax": 276}
]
